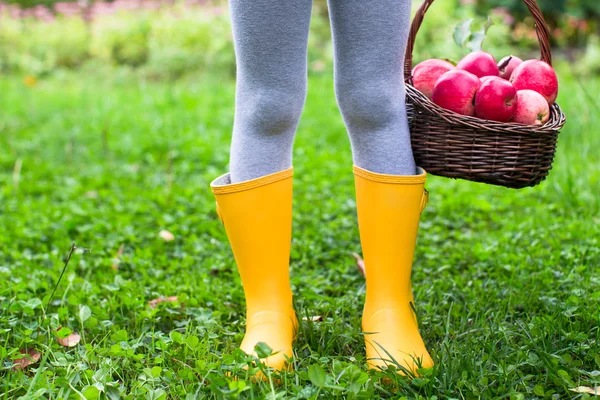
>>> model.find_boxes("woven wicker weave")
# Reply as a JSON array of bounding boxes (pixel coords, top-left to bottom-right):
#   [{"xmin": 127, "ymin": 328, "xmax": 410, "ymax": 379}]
[{"xmin": 405, "ymin": 0, "xmax": 566, "ymax": 189}]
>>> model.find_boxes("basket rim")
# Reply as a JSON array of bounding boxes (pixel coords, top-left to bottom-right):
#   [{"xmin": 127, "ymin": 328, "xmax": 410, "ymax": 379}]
[
  {"xmin": 407, "ymin": 84, "xmax": 566, "ymax": 134},
  {"xmin": 405, "ymin": 0, "xmax": 554, "ymax": 75}
]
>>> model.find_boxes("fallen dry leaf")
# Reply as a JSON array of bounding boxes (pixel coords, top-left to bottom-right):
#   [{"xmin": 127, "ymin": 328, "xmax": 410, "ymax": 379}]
[
  {"xmin": 13, "ymin": 348, "xmax": 41, "ymax": 370},
  {"xmin": 352, "ymin": 253, "xmax": 366, "ymax": 278},
  {"xmin": 148, "ymin": 296, "xmax": 179, "ymax": 308},
  {"xmin": 56, "ymin": 332, "xmax": 81, "ymax": 347},
  {"xmin": 111, "ymin": 243, "xmax": 125, "ymax": 270},
  {"xmin": 302, "ymin": 316, "xmax": 323, "ymax": 322},
  {"xmin": 159, "ymin": 230, "xmax": 175, "ymax": 242},
  {"xmin": 570, "ymin": 386, "xmax": 600, "ymax": 396}
]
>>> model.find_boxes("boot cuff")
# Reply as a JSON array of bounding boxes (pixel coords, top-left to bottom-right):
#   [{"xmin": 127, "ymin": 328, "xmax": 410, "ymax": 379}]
[
  {"xmin": 210, "ymin": 168, "xmax": 293, "ymax": 195},
  {"xmin": 353, "ymin": 165, "xmax": 427, "ymax": 184}
]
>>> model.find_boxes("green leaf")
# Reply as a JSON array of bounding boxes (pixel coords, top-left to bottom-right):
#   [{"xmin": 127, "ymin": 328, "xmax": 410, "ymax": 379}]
[
  {"xmin": 147, "ymin": 389, "xmax": 166, "ymax": 400},
  {"xmin": 228, "ymin": 380, "xmax": 247, "ymax": 393},
  {"xmin": 111, "ymin": 330, "xmax": 128, "ymax": 342},
  {"xmin": 534, "ymin": 385, "xmax": 546, "ymax": 396},
  {"xmin": 108, "ymin": 344, "xmax": 123, "ymax": 356},
  {"xmin": 151, "ymin": 366, "xmax": 162, "ymax": 378},
  {"xmin": 254, "ymin": 342, "xmax": 273, "ymax": 359},
  {"xmin": 443, "ymin": 58, "xmax": 458, "ymax": 66},
  {"xmin": 353, "ymin": 371, "xmax": 369, "ymax": 385},
  {"xmin": 79, "ymin": 305, "xmax": 91, "ymax": 323},
  {"xmin": 411, "ymin": 377, "xmax": 430, "ymax": 387},
  {"xmin": 557, "ymin": 369, "xmax": 575, "ymax": 385},
  {"xmin": 55, "ymin": 327, "xmax": 72, "ymax": 339},
  {"xmin": 105, "ymin": 387, "xmax": 121, "ymax": 400},
  {"xmin": 308, "ymin": 364, "xmax": 327, "ymax": 388},
  {"xmin": 453, "ymin": 19, "xmax": 473, "ymax": 47},
  {"xmin": 170, "ymin": 331, "xmax": 183, "ymax": 344},
  {"xmin": 467, "ymin": 17, "xmax": 494, "ymax": 52},
  {"xmin": 558, "ymin": 369, "xmax": 570, "ymax": 379},
  {"xmin": 466, "ymin": 32, "xmax": 486, "ymax": 52},
  {"xmin": 25, "ymin": 298, "xmax": 42, "ymax": 309},
  {"xmin": 482, "ymin": 16, "xmax": 494, "ymax": 33},
  {"xmin": 185, "ymin": 335, "xmax": 199, "ymax": 349},
  {"xmin": 82, "ymin": 385, "xmax": 100, "ymax": 400}
]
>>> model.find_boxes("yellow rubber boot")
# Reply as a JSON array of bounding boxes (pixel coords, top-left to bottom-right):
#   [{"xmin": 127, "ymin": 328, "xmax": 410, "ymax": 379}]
[
  {"xmin": 353, "ymin": 165, "xmax": 433, "ymax": 374},
  {"xmin": 210, "ymin": 168, "xmax": 298, "ymax": 371}
]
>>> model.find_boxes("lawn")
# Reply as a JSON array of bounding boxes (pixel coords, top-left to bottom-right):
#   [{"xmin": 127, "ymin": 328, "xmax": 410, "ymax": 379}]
[{"xmin": 0, "ymin": 67, "xmax": 599, "ymax": 399}]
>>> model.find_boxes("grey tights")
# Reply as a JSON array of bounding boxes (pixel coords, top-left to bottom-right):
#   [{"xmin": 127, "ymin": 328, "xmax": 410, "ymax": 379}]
[{"xmin": 229, "ymin": 0, "xmax": 416, "ymax": 183}]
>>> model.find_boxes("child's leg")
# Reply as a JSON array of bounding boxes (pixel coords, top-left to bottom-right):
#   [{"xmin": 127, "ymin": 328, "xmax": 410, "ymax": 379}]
[
  {"xmin": 209, "ymin": 0, "xmax": 313, "ymax": 372},
  {"xmin": 229, "ymin": 0, "xmax": 313, "ymax": 183},
  {"xmin": 327, "ymin": 0, "xmax": 416, "ymax": 176},
  {"xmin": 328, "ymin": 0, "xmax": 434, "ymax": 374}
]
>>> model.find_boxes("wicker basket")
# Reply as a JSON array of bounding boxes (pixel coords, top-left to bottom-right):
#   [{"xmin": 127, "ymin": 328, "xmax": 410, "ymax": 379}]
[{"xmin": 405, "ymin": 0, "xmax": 566, "ymax": 189}]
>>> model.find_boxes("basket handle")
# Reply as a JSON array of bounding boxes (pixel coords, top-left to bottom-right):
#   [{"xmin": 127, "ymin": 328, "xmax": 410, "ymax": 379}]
[{"xmin": 404, "ymin": 0, "xmax": 553, "ymax": 82}]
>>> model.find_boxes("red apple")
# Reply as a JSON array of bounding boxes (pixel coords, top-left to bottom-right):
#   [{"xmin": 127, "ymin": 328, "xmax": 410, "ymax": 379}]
[
  {"xmin": 475, "ymin": 79, "xmax": 518, "ymax": 122},
  {"xmin": 412, "ymin": 59, "xmax": 455, "ymax": 100},
  {"xmin": 456, "ymin": 51, "xmax": 500, "ymax": 78},
  {"xmin": 497, "ymin": 55, "xmax": 523, "ymax": 80},
  {"xmin": 510, "ymin": 60, "xmax": 559, "ymax": 104},
  {"xmin": 512, "ymin": 90, "xmax": 550, "ymax": 125},
  {"xmin": 432, "ymin": 70, "xmax": 481, "ymax": 116}
]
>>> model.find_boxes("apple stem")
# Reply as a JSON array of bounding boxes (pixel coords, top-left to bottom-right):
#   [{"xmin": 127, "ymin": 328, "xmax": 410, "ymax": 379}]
[{"xmin": 498, "ymin": 56, "xmax": 513, "ymax": 71}]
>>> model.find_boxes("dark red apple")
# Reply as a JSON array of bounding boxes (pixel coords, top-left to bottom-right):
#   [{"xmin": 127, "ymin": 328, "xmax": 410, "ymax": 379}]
[
  {"xmin": 510, "ymin": 60, "xmax": 559, "ymax": 104},
  {"xmin": 412, "ymin": 59, "xmax": 455, "ymax": 100},
  {"xmin": 512, "ymin": 90, "xmax": 550, "ymax": 125},
  {"xmin": 497, "ymin": 55, "xmax": 523, "ymax": 80},
  {"xmin": 475, "ymin": 79, "xmax": 518, "ymax": 122},
  {"xmin": 432, "ymin": 70, "xmax": 481, "ymax": 116},
  {"xmin": 456, "ymin": 51, "xmax": 500, "ymax": 78}
]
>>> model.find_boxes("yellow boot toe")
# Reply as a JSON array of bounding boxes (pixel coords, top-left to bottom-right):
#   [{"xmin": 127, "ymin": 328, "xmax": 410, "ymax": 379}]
[
  {"xmin": 363, "ymin": 307, "xmax": 433, "ymax": 373},
  {"xmin": 240, "ymin": 310, "xmax": 297, "ymax": 370}
]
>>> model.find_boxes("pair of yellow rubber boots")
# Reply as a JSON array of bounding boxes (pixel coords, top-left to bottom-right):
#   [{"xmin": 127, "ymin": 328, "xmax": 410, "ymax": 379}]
[{"xmin": 210, "ymin": 165, "xmax": 433, "ymax": 374}]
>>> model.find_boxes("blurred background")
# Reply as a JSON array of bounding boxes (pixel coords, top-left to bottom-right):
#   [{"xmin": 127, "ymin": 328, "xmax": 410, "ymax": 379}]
[{"xmin": 0, "ymin": 0, "xmax": 598, "ymax": 80}]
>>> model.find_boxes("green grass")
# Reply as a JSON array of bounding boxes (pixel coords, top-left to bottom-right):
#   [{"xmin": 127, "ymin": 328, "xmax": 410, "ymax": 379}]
[{"xmin": 1, "ymin": 66, "xmax": 599, "ymax": 399}]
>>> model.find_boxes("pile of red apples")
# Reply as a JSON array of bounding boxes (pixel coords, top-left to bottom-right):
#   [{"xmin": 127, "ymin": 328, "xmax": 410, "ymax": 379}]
[{"xmin": 412, "ymin": 51, "xmax": 559, "ymax": 125}]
